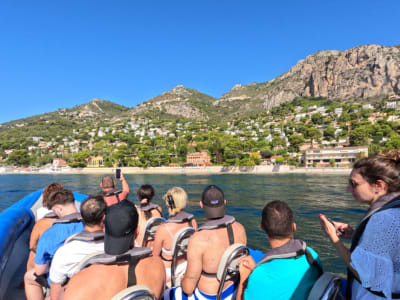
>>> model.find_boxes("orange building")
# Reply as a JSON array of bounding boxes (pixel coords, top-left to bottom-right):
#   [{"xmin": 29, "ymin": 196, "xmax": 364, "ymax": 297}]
[
  {"xmin": 186, "ymin": 150, "xmax": 211, "ymax": 167},
  {"xmin": 52, "ymin": 158, "xmax": 67, "ymax": 168}
]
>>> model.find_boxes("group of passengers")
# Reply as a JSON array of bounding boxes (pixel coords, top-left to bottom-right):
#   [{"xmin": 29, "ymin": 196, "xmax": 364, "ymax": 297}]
[{"xmin": 24, "ymin": 152, "xmax": 400, "ymax": 300}]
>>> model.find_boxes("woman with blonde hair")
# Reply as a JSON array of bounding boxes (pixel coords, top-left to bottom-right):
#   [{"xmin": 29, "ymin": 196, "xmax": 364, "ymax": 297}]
[
  {"xmin": 320, "ymin": 152, "xmax": 400, "ymax": 299},
  {"xmin": 153, "ymin": 187, "xmax": 197, "ymax": 285}
]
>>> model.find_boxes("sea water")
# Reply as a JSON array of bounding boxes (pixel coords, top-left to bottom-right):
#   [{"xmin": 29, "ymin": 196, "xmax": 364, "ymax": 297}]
[{"xmin": 0, "ymin": 173, "xmax": 365, "ymax": 274}]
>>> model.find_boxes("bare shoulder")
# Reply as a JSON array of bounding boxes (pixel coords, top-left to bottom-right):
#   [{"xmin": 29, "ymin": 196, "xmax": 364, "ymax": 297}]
[{"xmin": 233, "ymin": 221, "xmax": 247, "ymax": 244}]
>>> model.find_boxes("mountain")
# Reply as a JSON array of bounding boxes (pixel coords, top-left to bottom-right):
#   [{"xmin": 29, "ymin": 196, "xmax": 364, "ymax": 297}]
[
  {"xmin": 220, "ymin": 44, "xmax": 400, "ymax": 110},
  {"xmin": 129, "ymin": 85, "xmax": 217, "ymax": 120}
]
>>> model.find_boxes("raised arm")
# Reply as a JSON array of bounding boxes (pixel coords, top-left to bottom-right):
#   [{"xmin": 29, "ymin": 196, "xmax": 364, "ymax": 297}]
[{"xmin": 120, "ymin": 173, "xmax": 130, "ymax": 194}]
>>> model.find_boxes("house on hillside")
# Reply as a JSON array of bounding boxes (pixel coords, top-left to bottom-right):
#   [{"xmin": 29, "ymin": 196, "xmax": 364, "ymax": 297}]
[
  {"xmin": 185, "ymin": 150, "xmax": 211, "ymax": 167},
  {"xmin": 86, "ymin": 155, "xmax": 104, "ymax": 167},
  {"xmin": 52, "ymin": 158, "xmax": 67, "ymax": 168},
  {"xmin": 304, "ymin": 146, "xmax": 368, "ymax": 168}
]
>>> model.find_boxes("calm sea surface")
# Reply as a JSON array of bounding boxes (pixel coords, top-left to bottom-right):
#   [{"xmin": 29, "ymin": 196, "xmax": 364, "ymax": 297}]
[{"xmin": 0, "ymin": 173, "xmax": 366, "ymax": 275}]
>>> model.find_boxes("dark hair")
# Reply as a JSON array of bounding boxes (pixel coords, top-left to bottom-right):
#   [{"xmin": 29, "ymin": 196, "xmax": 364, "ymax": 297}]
[
  {"xmin": 46, "ymin": 189, "xmax": 75, "ymax": 209},
  {"xmin": 101, "ymin": 176, "xmax": 115, "ymax": 189},
  {"xmin": 42, "ymin": 183, "xmax": 63, "ymax": 207},
  {"xmin": 261, "ymin": 201, "xmax": 293, "ymax": 239},
  {"xmin": 353, "ymin": 152, "xmax": 400, "ymax": 193},
  {"xmin": 80, "ymin": 195, "xmax": 107, "ymax": 226},
  {"xmin": 137, "ymin": 184, "xmax": 155, "ymax": 206}
]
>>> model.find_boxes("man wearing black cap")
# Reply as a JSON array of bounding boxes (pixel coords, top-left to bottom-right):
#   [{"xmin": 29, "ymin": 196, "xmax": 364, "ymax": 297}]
[
  {"xmin": 166, "ymin": 185, "xmax": 247, "ymax": 300},
  {"xmin": 100, "ymin": 172, "xmax": 129, "ymax": 206},
  {"xmin": 63, "ymin": 200, "xmax": 165, "ymax": 300}
]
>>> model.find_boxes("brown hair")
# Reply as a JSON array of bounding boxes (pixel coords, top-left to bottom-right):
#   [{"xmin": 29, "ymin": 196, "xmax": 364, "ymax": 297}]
[
  {"xmin": 42, "ymin": 183, "xmax": 63, "ymax": 207},
  {"xmin": 137, "ymin": 184, "xmax": 155, "ymax": 206},
  {"xmin": 261, "ymin": 200, "xmax": 293, "ymax": 239},
  {"xmin": 353, "ymin": 151, "xmax": 400, "ymax": 193},
  {"xmin": 80, "ymin": 195, "xmax": 106, "ymax": 226},
  {"xmin": 46, "ymin": 189, "xmax": 75, "ymax": 209}
]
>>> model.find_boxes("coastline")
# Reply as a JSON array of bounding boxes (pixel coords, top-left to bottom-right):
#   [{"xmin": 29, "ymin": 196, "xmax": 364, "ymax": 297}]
[{"xmin": 0, "ymin": 165, "xmax": 351, "ymax": 175}]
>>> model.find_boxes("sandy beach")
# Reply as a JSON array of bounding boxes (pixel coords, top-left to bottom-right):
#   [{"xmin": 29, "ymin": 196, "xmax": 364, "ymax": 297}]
[{"xmin": 1, "ymin": 165, "xmax": 352, "ymax": 175}]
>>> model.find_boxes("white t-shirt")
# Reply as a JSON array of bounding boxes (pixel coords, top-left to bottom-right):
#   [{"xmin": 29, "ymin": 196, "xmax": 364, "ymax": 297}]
[
  {"xmin": 36, "ymin": 206, "xmax": 53, "ymax": 220},
  {"xmin": 49, "ymin": 239, "xmax": 104, "ymax": 283},
  {"xmin": 351, "ymin": 208, "xmax": 400, "ymax": 300}
]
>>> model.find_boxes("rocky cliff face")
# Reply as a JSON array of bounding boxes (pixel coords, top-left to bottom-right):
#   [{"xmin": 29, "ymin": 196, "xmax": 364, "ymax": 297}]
[{"xmin": 221, "ymin": 44, "xmax": 400, "ymax": 110}]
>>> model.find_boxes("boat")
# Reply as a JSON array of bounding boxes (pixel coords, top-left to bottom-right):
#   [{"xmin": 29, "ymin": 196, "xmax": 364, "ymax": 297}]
[
  {"xmin": 0, "ymin": 189, "xmax": 341, "ymax": 300},
  {"xmin": 0, "ymin": 189, "xmax": 87, "ymax": 300}
]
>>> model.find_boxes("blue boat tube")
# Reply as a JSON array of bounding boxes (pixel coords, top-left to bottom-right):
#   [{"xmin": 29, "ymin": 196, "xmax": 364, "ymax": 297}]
[{"xmin": 0, "ymin": 190, "xmax": 87, "ymax": 300}]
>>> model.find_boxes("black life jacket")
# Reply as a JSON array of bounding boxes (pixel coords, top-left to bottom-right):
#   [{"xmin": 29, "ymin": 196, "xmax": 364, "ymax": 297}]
[
  {"xmin": 198, "ymin": 215, "xmax": 236, "ymax": 277},
  {"xmin": 64, "ymin": 230, "xmax": 104, "ymax": 244},
  {"xmin": 138, "ymin": 203, "xmax": 163, "ymax": 219},
  {"xmin": 347, "ymin": 195, "xmax": 400, "ymax": 299},
  {"xmin": 80, "ymin": 247, "xmax": 153, "ymax": 287},
  {"xmin": 52, "ymin": 212, "xmax": 82, "ymax": 225},
  {"xmin": 166, "ymin": 211, "xmax": 194, "ymax": 227},
  {"xmin": 103, "ymin": 189, "xmax": 123, "ymax": 203}
]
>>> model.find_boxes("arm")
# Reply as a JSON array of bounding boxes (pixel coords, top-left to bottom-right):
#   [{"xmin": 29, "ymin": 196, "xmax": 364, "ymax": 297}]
[
  {"xmin": 181, "ymin": 235, "xmax": 203, "ymax": 294},
  {"xmin": 50, "ymin": 282, "xmax": 64, "ymax": 300},
  {"xmin": 34, "ymin": 263, "xmax": 49, "ymax": 275},
  {"xmin": 319, "ymin": 214, "xmax": 359, "ymax": 279},
  {"xmin": 236, "ymin": 256, "xmax": 256, "ymax": 300},
  {"xmin": 120, "ymin": 173, "xmax": 130, "ymax": 194}
]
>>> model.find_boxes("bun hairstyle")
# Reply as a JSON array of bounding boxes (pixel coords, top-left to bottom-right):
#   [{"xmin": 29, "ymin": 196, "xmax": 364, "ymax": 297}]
[
  {"xmin": 353, "ymin": 151, "xmax": 400, "ymax": 193},
  {"xmin": 163, "ymin": 187, "xmax": 187, "ymax": 217},
  {"xmin": 137, "ymin": 184, "xmax": 155, "ymax": 207}
]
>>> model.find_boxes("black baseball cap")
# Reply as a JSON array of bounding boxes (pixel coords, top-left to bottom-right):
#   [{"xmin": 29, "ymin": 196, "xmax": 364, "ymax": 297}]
[
  {"xmin": 201, "ymin": 185, "xmax": 225, "ymax": 219},
  {"xmin": 104, "ymin": 200, "xmax": 138, "ymax": 255}
]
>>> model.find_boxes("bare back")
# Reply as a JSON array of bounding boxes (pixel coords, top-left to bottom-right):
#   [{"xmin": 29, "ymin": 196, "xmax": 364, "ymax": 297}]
[
  {"xmin": 182, "ymin": 221, "xmax": 246, "ymax": 295},
  {"xmin": 135, "ymin": 206, "xmax": 163, "ymax": 247},
  {"xmin": 63, "ymin": 255, "xmax": 165, "ymax": 300}
]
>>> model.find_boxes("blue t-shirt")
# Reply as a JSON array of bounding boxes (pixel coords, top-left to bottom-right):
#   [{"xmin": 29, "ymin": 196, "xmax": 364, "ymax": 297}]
[
  {"xmin": 35, "ymin": 222, "xmax": 84, "ymax": 265},
  {"xmin": 244, "ymin": 247, "xmax": 321, "ymax": 300}
]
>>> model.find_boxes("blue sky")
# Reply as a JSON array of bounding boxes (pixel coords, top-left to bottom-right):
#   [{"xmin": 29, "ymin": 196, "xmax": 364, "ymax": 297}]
[{"xmin": 0, "ymin": 0, "xmax": 399, "ymax": 123}]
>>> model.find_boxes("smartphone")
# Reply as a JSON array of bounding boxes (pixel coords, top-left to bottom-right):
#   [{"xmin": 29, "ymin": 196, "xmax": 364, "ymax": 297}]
[
  {"xmin": 116, "ymin": 168, "xmax": 121, "ymax": 179},
  {"xmin": 327, "ymin": 217, "xmax": 344, "ymax": 235}
]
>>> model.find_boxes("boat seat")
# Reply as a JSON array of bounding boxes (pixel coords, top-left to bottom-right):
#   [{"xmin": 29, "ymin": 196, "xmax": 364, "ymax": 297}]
[
  {"xmin": 307, "ymin": 272, "xmax": 342, "ymax": 300},
  {"xmin": 111, "ymin": 285, "xmax": 155, "ymax": 300},
  {"xmin": 170, "ymin": 227, "xmax": 195, "ymax": 287},
  {"xmin": 216, "ymin": 243, "xmax": 249, "ymax": 300},
  {"xmin": 75, "ymin": 251, "xmax": 105, "ymax": 272},
  {"xmin": 141, "ymin": 217, "xmax": 165, "ymax": 247}
]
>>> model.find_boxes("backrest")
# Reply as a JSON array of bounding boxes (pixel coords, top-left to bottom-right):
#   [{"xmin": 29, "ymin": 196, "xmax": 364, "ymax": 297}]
[
  {"xmin": 141, "ymin": 217, "xmax": 165, "ymax": 247},
  {"xmin": 111, "ymin": 285, "xmax": 155, "ymax": 300},
  {"xmin": 170, "ymin": 227, "xmax": 195, "ymax": 287},
  {"xmin": 76, "ymin": 251, "xmax": 105, "ymax": 272},
  {"xmin": 306, "ymin": 272, "xmax": 342, "ymax": 300},
  {"xmin": 216, "ymin": 244, "xmax": 249, "ymax": 300}
]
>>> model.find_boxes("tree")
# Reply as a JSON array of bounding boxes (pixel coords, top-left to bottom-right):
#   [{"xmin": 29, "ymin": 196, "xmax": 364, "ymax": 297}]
[
  {"xmin": 323, "ymin": 127, "xmax": 336, "ymax": 140},
  {"xmin": 305, "ymin": 128, "xmax": 322, "ymax": 142},
  {"xmin": 288, "ymin": 135, "xmax": 305, "ymax": 152},
  {"xmin": 311, "ymin": 113, "xmax": 323, "ymax": 125},
  {"xmin": 349, "ymin": 127, "xmax": 369, "ymax": 146},
  {"xmin": 7, "ymin": 150, "xmax": 30, "ymax": 166}
]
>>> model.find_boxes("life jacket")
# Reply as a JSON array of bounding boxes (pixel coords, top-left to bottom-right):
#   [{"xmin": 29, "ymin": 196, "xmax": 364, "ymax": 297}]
[
  {"xmin": 198, "ymin": 215, "xmax": 236, "ymax": 277},
  {"xmin": 257, "ymin": 239, "xmax": 322, "ymax": 275},
  {"xmin": 80, "ymin": 247, "xmax": 153, "ymax": 287},
  {"xmin": 102, "ymin": 189, "xmax": 123, "ymax": 205},
  {"xmin": 64, "ymin": 230, "xmax": 104, "ymax": 244},
  {"xmin": 166, "ymin": 211, "xmax": 194, "ymax": 227},
  {"xmin": 347, "ymin": 195, "xmax": 400, "ymax": 299},
  {"xmin": 138, "ymin": 203, "xmax": 163, "ymax": 219},
  {"xmin": 52, "ymin": 212, "xmax": 82, "ymax": 224}
]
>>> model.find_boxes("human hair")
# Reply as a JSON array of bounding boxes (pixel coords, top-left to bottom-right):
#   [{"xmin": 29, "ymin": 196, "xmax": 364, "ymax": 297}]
[
  {"xmin": 261, "ymin": 200, "xmax": 293, "ymax": 240},
  {"xmin": 163, "ymin": 187, "xmax": 187, "ymax": 216},
  {"xmin": 42, "ymin": 183, "xmax": 63, "ymax": 207},
  {"xmin": 101, "ymin": 176, "xmax": 115, "ymax": 189},
  {"xmin": 80, "ymin": 195, "xmax": 107, "ymax": 226},
  {"xmin": 46, "ymin": 189, "xmax": 75, "ymax": 209},
  {"xmin": 353, "ymin": 152, "xmax": 400, "ymax": 193},
  {"xmin": 137, "ymin": 184, "xmax": 155, "ymax": 206}
]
